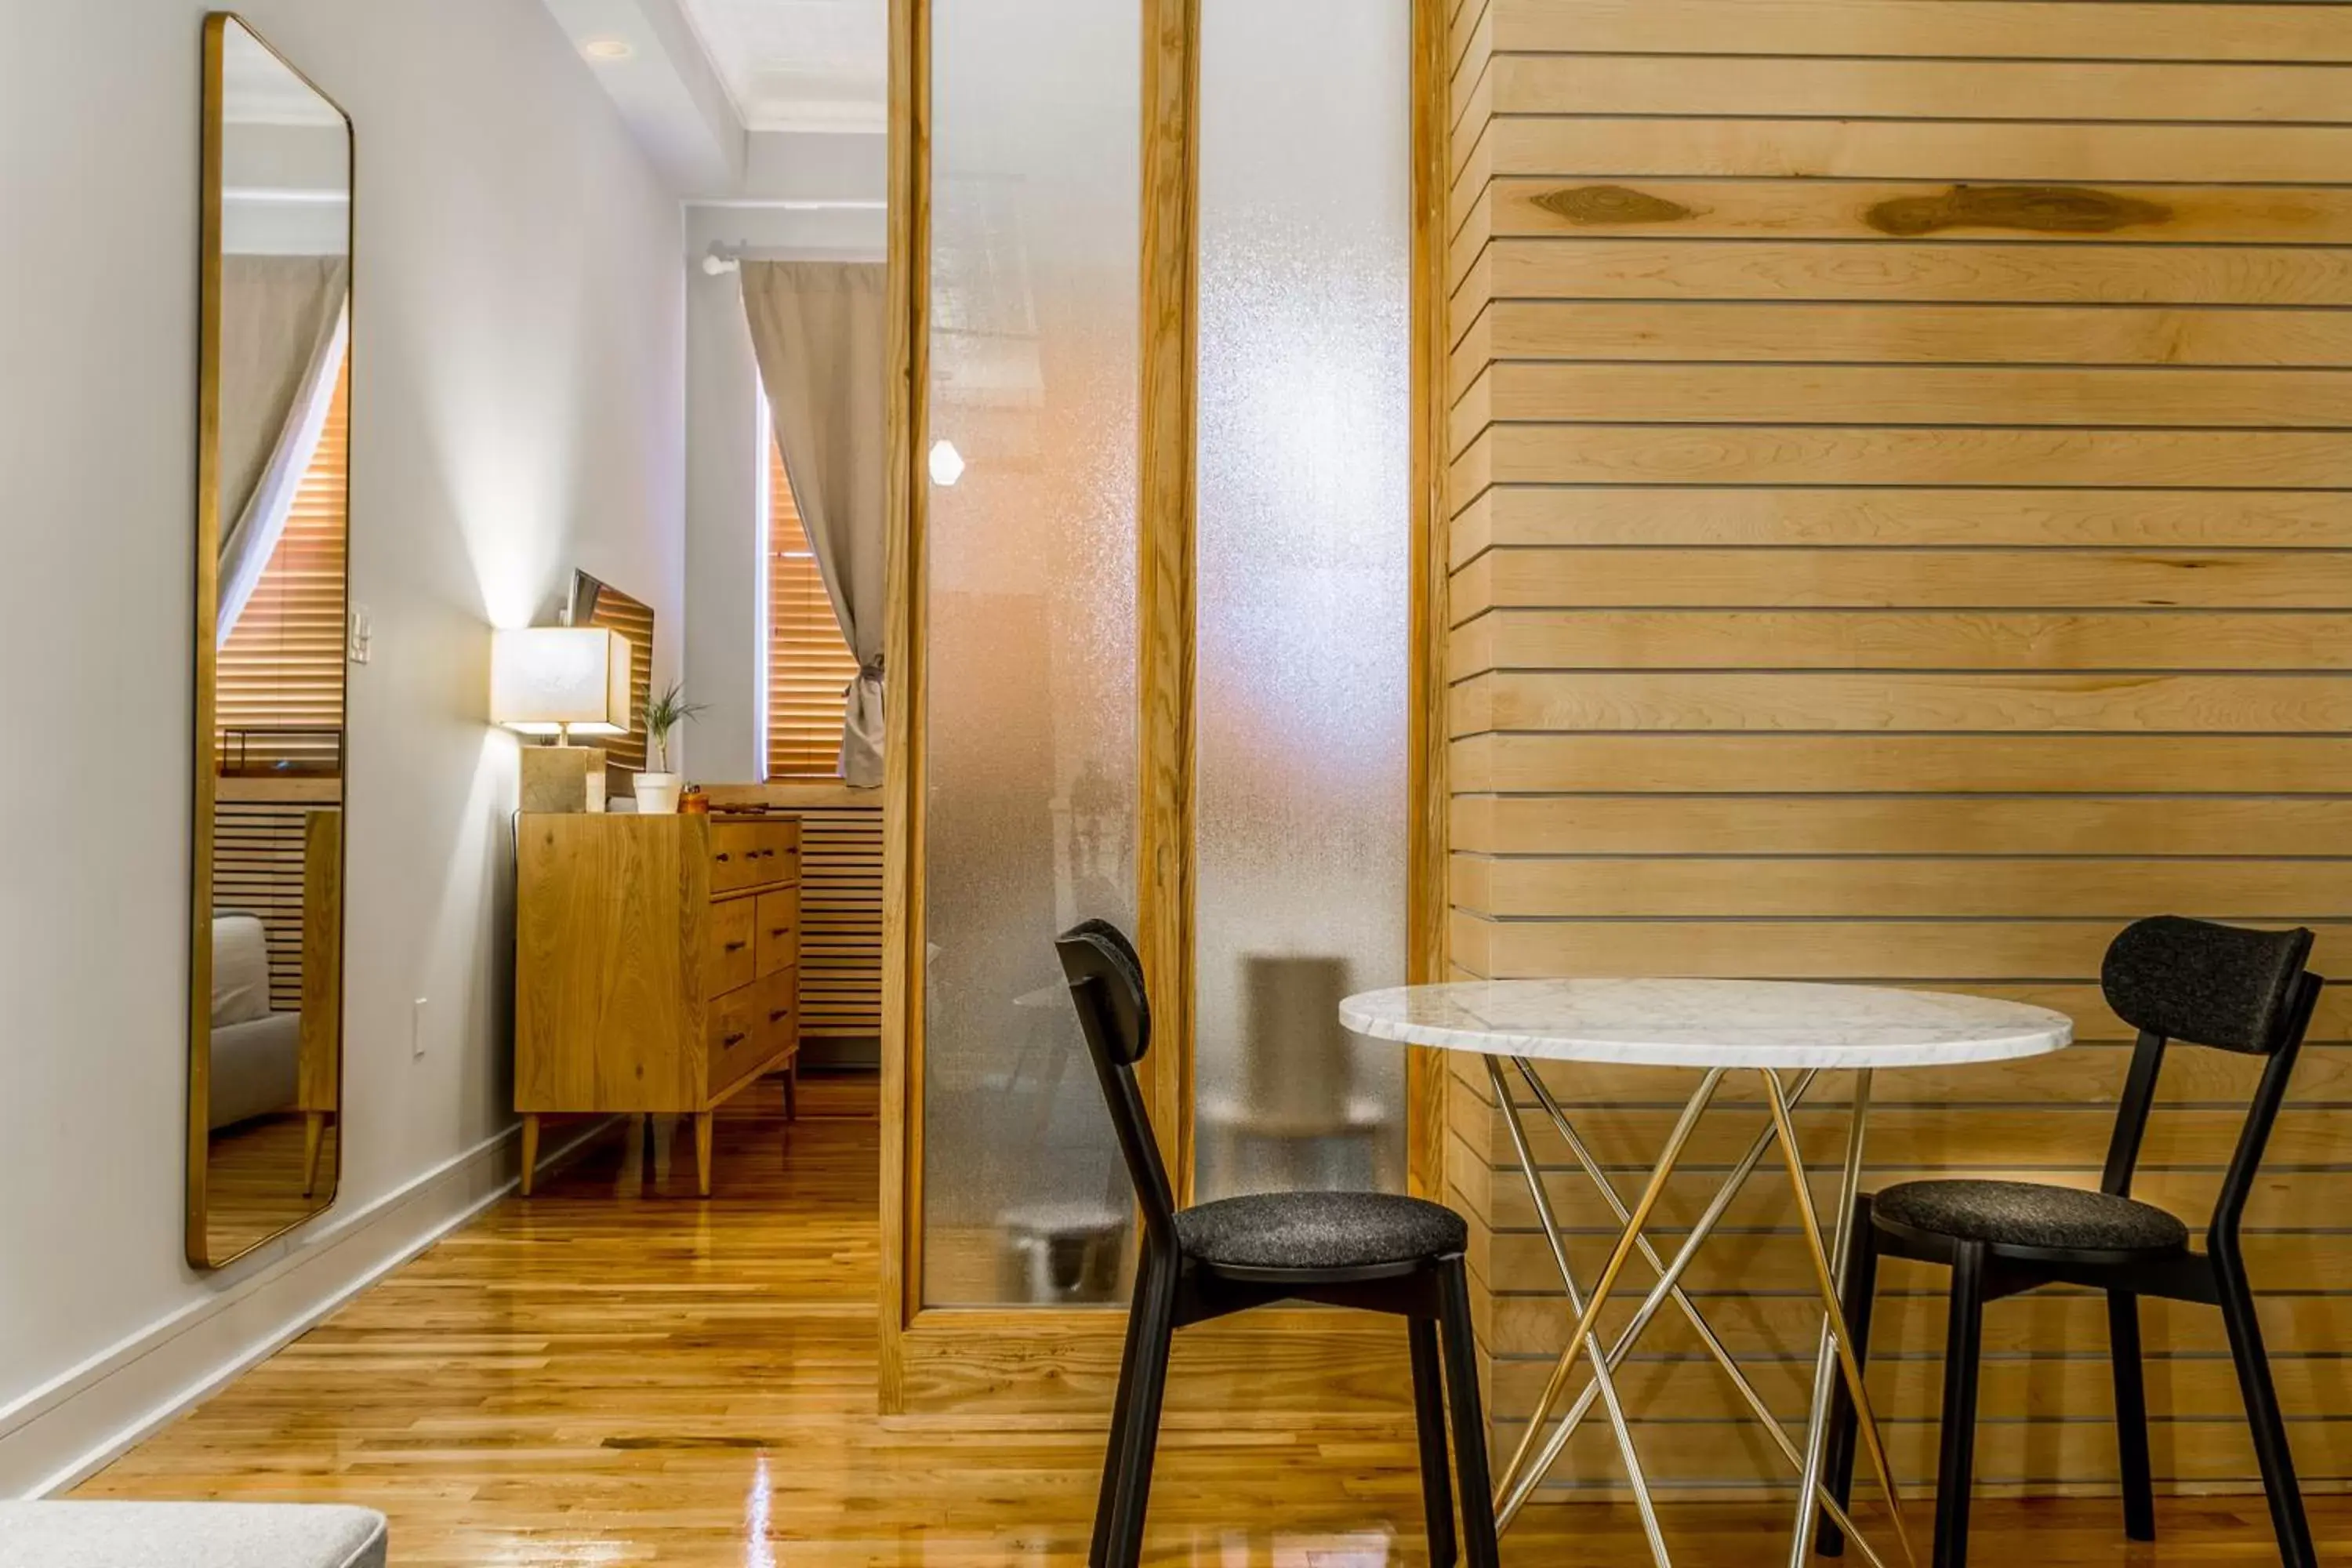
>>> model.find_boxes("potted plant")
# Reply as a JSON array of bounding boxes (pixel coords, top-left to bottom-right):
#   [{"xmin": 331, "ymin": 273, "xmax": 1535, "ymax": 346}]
[{"xmin": 635, "ymin": 682, "xmax": 706, "ymax": 815}]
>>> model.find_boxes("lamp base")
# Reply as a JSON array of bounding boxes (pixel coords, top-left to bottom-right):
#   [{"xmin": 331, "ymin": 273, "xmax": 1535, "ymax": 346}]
[{"xmin": 520, "ymin": 746, "xmax": 608, "ymax": 813}]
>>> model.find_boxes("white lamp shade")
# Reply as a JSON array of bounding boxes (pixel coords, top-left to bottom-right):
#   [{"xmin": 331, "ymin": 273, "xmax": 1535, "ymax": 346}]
[{"xmin": 492, "ymin": 626, "xmax": 632, "ymax": 735}]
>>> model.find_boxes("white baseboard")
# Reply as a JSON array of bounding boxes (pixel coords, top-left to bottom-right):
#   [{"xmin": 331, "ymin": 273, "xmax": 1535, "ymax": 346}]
[{"xmin": 0, "ymin": 1116, "xmax": 615, "ymax": 1500}]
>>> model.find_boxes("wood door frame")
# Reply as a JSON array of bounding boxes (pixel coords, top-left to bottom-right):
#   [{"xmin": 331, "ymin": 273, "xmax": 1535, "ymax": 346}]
[{"xmin": 878, "ymin": 0, "xmax": 1448, "ymax": 1414}]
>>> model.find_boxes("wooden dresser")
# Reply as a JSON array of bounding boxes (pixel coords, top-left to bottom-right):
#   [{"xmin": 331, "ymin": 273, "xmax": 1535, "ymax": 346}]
[{"xmin": 514, "ymin": 814, "xmax": 801, "ymax": 1196}]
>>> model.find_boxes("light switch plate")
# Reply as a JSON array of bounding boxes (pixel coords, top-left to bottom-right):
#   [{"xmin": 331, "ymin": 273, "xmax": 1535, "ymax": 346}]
[{"xmin": 348, "ymin": 605, "xmax": 373, "ymax": 664}]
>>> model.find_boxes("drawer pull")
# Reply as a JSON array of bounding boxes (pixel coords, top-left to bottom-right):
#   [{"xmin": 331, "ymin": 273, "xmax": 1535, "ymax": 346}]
[
  {"xmin": 722, "ymin": 1031, "xmax": 748, "ymax": 1047},
  {"xmin": 724, "ymin": 940, "xmax": 748, "ymax": 953},
  {"xmin": 768, "ymin": 927, "xmax": 788, "ymax": 939},
  {"xmin": 768, "ymin": 1009, "xmax": 789, "ymax": 1025},
  {"xmin": 715, "ymin": 851, "xmax": 732, "ymax": 863}
]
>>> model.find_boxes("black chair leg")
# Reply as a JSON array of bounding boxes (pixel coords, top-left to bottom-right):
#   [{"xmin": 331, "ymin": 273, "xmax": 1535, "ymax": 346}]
[
  {"xmin": 1104, "ymin": 1256, "xmax": 1178, "ymax": 1568},
  {"xmin": 1816, "ymin": 1194, "xmax": 1880, "ymax": 1559},
  {"xmin": 2106, "ymin": 1289, "xmax": 2155, "ymax": 1543},
  {"xmin": 1409, "ymin": 1316, "xmax": 1457, "ymax": 1567},
  {"xmin": 1091, "ymin": 1256, "xmax": 1153, "ymax": 1567},
  {"xmin": 2216, "ymin": 1255, "xmax": 2318, "ymax": 1568},
  {"xmin": 1933, "ymin": 1241, "xmax": 1987, "ymax": 1568},
  {"xmin": 1436, "ymin": 1259, "xmax": 1501, "ymax": 1568}
]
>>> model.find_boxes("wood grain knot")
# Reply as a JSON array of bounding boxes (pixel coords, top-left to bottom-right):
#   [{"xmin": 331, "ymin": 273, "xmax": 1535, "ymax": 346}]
[
  {"xmin": 1532, "ymin": 184, "xmax": 1696, "ymax": 226},
  {"xmin": 1864, "ymin": 184, "xmax": 2171, "ymax": 237},
  {"xmin": 602, "ymin": 1435, "xmax": 769, "ymax": 1450}
]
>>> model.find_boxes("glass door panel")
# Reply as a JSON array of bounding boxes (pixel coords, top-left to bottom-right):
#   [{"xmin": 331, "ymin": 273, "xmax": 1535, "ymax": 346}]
[
  {"xmin": 920, "ymin": 0, "xmax": 1143, "ymax": 1305},
  {"xmin": 1192, "ymin": 0, "xmax": 1414, "ymax": 1201}
]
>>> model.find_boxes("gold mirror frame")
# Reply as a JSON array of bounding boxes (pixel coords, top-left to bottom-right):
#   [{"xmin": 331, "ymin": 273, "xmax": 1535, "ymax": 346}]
[{"xmin": 188, "ymin": 13, "xmax": 355, "ymax": 1269}]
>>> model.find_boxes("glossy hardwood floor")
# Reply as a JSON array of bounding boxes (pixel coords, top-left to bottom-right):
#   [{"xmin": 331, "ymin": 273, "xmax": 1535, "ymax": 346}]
[{"xmin": 82, "ymin": 1076, "xmax": 2350, "ymax": 1563}]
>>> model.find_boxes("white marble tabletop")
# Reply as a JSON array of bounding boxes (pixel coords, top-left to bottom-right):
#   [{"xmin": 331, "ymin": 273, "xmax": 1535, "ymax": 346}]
[{"xmin": 1341, "ymin": 978, "xmax": 2072, "ymax": 1069}]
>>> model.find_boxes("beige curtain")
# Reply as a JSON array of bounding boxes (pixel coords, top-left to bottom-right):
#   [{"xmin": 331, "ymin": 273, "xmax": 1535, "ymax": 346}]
[
  {"xmin": 217, "ymin": 255, "xmax": 350, "ymax": 644},
  {"xmin": 740, "ymin": 260, "xmax": 888, "ymax": 787}
]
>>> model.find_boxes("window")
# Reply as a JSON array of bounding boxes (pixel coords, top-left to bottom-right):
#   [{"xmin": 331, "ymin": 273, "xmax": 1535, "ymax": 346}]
[
  {"xmin": 217, "ymin": 354, "xmax": 349, "ymax": 775},
  {"xmin": 765, "ymin": 426, "xmax": 861, "ymax": 779}
]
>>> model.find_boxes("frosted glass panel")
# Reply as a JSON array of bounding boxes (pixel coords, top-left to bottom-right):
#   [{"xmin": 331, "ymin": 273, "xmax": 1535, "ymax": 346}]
[
  {"xmin": 920, "ymin": 0, "xmax": 1141, "ymax": 1305},
  {"xmin": 1193, "ymin": 0, "xmax": 1412, "ymax": 1200}
]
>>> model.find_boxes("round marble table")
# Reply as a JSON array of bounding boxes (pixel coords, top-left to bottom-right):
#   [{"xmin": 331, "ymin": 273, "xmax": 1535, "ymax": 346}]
[{"xmin": 1341, "ymin": 979, "xmax": 2073, "ymax": 1568}]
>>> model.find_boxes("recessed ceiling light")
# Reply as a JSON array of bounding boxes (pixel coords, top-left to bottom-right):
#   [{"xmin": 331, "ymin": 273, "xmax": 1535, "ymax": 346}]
[
  {"xmin": 928, "ymin": 440, "xmax": 966, "ymax": 488},
  {"xmin": 582, "ymin": 37, "xmax": 634, "ymax": 61}
]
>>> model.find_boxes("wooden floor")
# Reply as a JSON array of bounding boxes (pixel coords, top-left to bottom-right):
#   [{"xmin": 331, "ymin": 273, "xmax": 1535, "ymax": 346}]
[
  {"xmin": 82, "ymin": 1075, "xmax": 2349, "ymax": 1564},
  {"xmin": 205, "ymin": 1112, "xmax": 339, "ymax": 1259}
]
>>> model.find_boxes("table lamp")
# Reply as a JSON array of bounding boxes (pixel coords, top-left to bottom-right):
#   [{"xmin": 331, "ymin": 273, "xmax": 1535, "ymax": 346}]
[{"xmin": 492, "ymin": 626, "xmax": 631, "ymax": 812}]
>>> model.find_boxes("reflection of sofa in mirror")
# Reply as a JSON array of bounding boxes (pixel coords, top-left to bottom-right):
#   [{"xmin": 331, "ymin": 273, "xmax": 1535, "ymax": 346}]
[
  {"xmin": 209, "ymin": 913, "xmax": 300, "ymax": 1131},
  {"xmin": 205, "ymin": 810, "xmax": 341, "ymax": 1198}
]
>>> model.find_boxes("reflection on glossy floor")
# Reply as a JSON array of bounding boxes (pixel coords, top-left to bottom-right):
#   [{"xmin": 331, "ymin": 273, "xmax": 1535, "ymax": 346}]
[
  {"xmin": 83, "ymin": 1075, "xmax": 2352, "ymax": 1563},
  {"xmin": 205, "ymin": 1112, "xmax": 339, "ymax": 1259}
]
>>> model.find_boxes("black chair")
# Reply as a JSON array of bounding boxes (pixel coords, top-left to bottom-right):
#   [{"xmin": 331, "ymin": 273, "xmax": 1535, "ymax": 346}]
[
  {"xmin": 1055, "ymin": 920, "xmax": 1501, "ymax": 1568},
  {"xmin": 1817, "ymin": 916, "xmax": 2321, "ymax": 1568}
]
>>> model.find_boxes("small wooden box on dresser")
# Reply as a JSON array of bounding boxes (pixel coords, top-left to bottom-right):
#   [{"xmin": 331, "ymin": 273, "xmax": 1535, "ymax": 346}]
[{"xmin": 515, "ymin": 813, "xmax": 802, "ymax": 1196}]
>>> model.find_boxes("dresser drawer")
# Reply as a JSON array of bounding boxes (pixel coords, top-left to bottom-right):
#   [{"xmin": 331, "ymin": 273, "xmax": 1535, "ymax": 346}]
[
  {"xmin": 710, "ymin": 822, "xmax": 799, "ymax": 895},
  {"xmin": 756, "ymin": 966, "xmax": 799, "ymax": 1060},
  {"xmin": 706, "ymin": 895, "xmax": 756, "ymax": 998},
  {"xmin": 706, "ymin": 984, "xmax": 764, "ymax": 1095},
  {"xmin": 754, "ymin": 887, "xmax": 800, "ymax": 978}
]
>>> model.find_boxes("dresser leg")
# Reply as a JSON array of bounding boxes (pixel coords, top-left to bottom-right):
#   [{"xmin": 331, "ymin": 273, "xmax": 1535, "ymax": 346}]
[
  {"xmin": 519, "ymin": 1113, "xmax": 540, "ymax": 1197},
  {"xmin": 302, "ymin": 1111, "xmax": 329, "ymax": 1197},
  {"xmin": 693, "ymin": 1111, "xmax": 714, "ymax": 1197}
]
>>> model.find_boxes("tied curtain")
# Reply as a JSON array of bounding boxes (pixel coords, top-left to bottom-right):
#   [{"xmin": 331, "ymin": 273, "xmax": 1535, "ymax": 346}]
[
  {"xmin": 739, "ymin": 260, "xmax": 888, "ymax": 788},
  {"xmin": 217, "ymin": 255, "xmax": 350, "ymax": 648}
]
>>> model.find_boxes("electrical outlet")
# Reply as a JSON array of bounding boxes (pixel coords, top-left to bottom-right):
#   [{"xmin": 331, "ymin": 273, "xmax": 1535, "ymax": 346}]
[
  {"xmin": 348, "ymin": 605, "xmax": 373, "ymax": 665},
  {"xmin": 412, "ymin": 996, "xmax": 428, "ymax": 1058}
]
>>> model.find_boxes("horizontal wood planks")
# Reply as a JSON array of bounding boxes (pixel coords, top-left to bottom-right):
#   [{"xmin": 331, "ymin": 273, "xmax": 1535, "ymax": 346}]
[{"xmin": 1446, "ymin": 0, "xmax": 2352, "ymax": 1503}]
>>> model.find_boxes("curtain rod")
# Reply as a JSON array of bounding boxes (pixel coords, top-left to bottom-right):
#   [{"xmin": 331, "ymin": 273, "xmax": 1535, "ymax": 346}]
[{"xmin": 699, "ymin": 242, "xmax": 885, "ymax": 276}]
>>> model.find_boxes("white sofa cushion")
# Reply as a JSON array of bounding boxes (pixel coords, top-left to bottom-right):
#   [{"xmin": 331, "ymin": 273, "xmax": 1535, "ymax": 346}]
[
  {"xmin": 212, "ymin": 914, "xmax": 274, "ymax": 1027},
  {"xmin": 0, "ymin": 1502, "xmax": 386, "ymax": 1568}
]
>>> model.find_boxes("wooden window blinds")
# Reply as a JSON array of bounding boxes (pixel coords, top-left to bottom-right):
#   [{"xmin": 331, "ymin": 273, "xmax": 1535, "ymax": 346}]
[
  {"xmin": 579, "ymin": 585, "xmax": 654, "ymax": 773},
  {"xmin": 766, "ymin": 429, "xmax": 860, "ymax": 779},
  {"xmin": 217, "ymin": 356, "xmax": 349, "ymax": 775}
]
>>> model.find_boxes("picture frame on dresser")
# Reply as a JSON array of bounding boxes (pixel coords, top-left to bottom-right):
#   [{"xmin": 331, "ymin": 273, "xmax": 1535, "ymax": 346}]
[{"xmin": 514, "ymin": 813, "xmax": 803, "ymax": 1196}]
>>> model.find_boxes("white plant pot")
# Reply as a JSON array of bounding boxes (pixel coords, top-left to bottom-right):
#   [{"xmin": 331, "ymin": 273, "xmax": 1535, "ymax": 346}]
[{"xmin": 633, "ymin": 772, "xmax": 684, "ymax": 815}]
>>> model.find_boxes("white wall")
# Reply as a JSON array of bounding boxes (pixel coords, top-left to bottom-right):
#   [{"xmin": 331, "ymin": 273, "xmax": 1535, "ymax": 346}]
[
  {"xmin": 0, "ymin": 0, "xmax": 683, "ymax": 1492},
  {"xmin": 682, "ymin": 186, "xmax": 884, "ymax": 781}
]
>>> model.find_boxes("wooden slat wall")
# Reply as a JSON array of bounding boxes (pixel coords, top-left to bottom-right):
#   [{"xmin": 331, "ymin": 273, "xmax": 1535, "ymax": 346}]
[
  {"xmin": 794, "ymin": 804, "xmax": 884, "ymax": 1040},
  {"xmin": 212, "ymin": 793, "xmax": 339, "ymax": 1014},
  {"xmin": 1446, "ymin": 0, "xmax": 2352, "ymax": 1501}
]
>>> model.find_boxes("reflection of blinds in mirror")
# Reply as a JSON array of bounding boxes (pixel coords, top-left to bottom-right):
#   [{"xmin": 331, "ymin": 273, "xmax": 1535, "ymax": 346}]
[
  {"xmin": 766, "ymin": 429, "xmax": 858, "ymax": 779},
  {"xmin": 216, "ymin": 357, "xmax": 348, "ymax": 775},
  {"xmin": 582, "ymin": 587, "xmax": 654, "ymax": 772}
]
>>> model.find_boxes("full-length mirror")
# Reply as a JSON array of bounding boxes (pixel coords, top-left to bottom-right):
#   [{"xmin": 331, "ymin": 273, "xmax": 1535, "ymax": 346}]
[{"xmin": 189, "ymin": 14, "xmax": 354, "ymax": 1268}]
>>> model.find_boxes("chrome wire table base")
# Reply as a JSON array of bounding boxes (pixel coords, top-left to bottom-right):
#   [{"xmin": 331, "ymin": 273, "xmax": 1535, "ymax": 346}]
[{"xmin": 1484, "ymin": 1058, "xmax": 1917, "ymax": 1568}]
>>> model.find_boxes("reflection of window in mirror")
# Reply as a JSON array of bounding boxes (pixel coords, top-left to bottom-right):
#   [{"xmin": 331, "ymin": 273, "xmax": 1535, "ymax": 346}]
[
  {"xmin": 763, "ymin": 398, "xmax": 858, "ymax": 780},
  {"xmin": 217, "ymin": 354, "xmax": 350, "ymax": 778}
]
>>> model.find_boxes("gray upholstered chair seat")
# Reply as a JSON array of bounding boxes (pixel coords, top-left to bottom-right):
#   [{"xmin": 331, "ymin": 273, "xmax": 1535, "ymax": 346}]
[
  {"xmin": 1174, "ymin": 1190, "xmax": 1468, "ymax": 1270},
  {"xmin": 0, "ymin": 1503, "xmax": 387, "ymax": 1568},
  {"xmin": 1874, "ymin": 1179, "xmax": 2190, "ymax": 1255}
]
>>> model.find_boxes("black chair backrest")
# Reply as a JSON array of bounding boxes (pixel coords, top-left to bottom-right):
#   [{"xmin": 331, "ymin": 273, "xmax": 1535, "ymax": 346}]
[
  {"xmin": 1056, "ymin": 920, "xmax": 1178, "ymax": 1255},
  {"xmin": 2096, "ymin": 916, "xmax": 2321, "ymax": 1244},
  {"xmin": 2101, "ymin": 915, "xmax": 2313, "ymax": 1056}
]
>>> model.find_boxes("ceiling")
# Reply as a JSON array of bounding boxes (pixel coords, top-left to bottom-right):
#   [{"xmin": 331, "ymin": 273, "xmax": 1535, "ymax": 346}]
[{"xmin": 677, "ymin": 0, "xmax": 886, "ymax": 134}]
